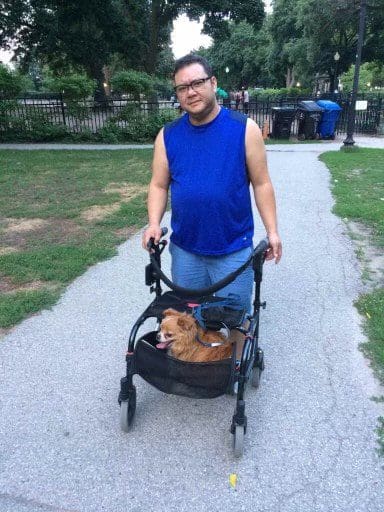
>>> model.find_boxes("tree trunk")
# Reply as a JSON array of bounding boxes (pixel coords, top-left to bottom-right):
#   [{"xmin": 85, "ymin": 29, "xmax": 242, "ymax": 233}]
[
  {"xmin": 146, "ymin": 0, "xmax": 161, "ymax": 75},
  {"xmin": 145, "ymin": 1, "xmax": 162, "ymax": 110},
  {"xmin": 89, "ymin": 64, "xmax": 108, "ymax": 106},
  {"xmin": 286, "ymin": 67, "xmax": 296, "ymax": 88}
]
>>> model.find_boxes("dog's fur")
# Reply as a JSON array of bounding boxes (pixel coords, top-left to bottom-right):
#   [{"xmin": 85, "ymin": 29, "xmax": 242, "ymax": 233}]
[{"xmin": 156, "ymin": 308, "xmax": 233, "ymax": 362}]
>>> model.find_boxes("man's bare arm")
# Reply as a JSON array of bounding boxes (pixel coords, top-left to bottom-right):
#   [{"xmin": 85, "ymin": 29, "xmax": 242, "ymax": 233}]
[
  {"xmin": 142, "ymin": 128, "xmax": 171, "ymax": 249},
  {"xmin": 245, "ymin": 119, "xmax": 282, "ymax": 263}
]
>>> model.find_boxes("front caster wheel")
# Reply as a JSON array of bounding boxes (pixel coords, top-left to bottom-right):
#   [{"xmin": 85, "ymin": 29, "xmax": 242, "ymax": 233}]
[
  {"xmin": 120, "ymin": 387, "xmax": 136, "ymax": 432},
  {"xmin": 233, "ymin": 424, "xmax": 245, "ymax": 458}
]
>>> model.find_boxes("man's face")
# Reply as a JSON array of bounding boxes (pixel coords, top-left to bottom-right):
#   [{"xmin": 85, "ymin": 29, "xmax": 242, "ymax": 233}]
[{"xmin": 174, "ymin": 63, "xmax": 217, "ymax": 120}]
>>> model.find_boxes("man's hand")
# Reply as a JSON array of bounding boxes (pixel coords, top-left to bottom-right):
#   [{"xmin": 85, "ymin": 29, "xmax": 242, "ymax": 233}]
[
  {"xmin": 265, "ymin": 232, "xmax": 282, "ymax": 263},
  {"xmin": 142, "ymin": 224, "xmax": 163, "ymax": 251}
]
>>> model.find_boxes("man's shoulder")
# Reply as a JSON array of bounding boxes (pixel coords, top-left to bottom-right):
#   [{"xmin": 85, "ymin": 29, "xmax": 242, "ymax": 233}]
[
  {"xmin": 225, "ymin": 109, "xmax": 248, "ymax": 126},
  {"xmin": 164, "ymin": 114, "xmax": 185, "ymax": 135}
]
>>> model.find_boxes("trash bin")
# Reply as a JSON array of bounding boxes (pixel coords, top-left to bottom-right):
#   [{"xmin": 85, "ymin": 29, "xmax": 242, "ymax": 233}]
[
  {"xmin": 296, "ymin": 101, "xmax": 324, "ymax": 140},
  {"xmin": 316, "ymin": 100, "xmax": 342, "ymax": 139},
  {"xmin": 271, "ymin": 107, "xmax": 296, "ymax": 139}
]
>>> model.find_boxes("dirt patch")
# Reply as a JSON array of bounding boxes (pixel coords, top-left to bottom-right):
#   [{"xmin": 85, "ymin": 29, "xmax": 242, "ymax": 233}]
[
  {"xmin": 0, "ymin": 217, "xmax": 84, "ymax": 250},
  {"xmin": 0, "ymin": 246, "xmax": 18, "ymax": 255},
  {"xmin": 81, "ymin": 203, "xmax": 121, "ymax": 222},
  {"xmin": 0, "ymin": 327, "xmax": 11, "ymax": 338},
  {"xmin": 346, "ymin": 220, "xmax": 384, "ymax": 288},
  {"xmin": 81, "ymin": 183, "xmax": 147, "ymax": 222},
  {"xmin": 114, "ymin": 226, "xmax": 138, "ymax": 239},
  {"xmin": 0, "ymin": 277, "xmax": 46, "ymax": 293},
  {"xmin": 4, "ymin": 218, "xmax": 50, "ymax": 234},
  {"xmin": 104, "ymin": 183, "xmax": 147, "ymax": 200}
]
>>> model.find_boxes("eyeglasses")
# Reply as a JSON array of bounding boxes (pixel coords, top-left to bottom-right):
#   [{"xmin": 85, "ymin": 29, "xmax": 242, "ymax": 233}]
[{"xmin": 174, "ymin": 76, "xmax": 212, "ymax": 95}]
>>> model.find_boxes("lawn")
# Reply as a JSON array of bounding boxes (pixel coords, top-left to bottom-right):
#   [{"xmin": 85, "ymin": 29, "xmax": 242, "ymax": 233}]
[
  {"xmin": 320, "ymin": 147, "xmax": 384, "ymax": 454},
  {"xmin": 0, "ymin": 149, "xmax": 152, "ymax": 329}
]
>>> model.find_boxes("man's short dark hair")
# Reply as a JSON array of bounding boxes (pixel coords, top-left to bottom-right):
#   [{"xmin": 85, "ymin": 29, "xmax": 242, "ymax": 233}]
[{"xmin": 173, "ymin": 54, "xmax": 213, "ymax": 79}]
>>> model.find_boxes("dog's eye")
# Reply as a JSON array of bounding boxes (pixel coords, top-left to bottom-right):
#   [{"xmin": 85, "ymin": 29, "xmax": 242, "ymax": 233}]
[{"xmin": 164, "ymin": 332, "xmax": 173, "ymax": 339}]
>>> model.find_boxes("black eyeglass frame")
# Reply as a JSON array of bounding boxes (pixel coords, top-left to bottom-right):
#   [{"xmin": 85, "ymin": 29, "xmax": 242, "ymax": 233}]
[{"xmin": 173, "ymin": 76, "xmax": 213, "ymax": 95}]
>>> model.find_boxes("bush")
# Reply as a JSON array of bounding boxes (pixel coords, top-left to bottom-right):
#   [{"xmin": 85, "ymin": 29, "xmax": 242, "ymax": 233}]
[
  {"xmin": 102, "ymin": 106, "xmax": 178, "ymax": 142},
  {"xmin": 0, "ymin": 65, "xmax": 25, "ymax": 97},
  {"xmin": 249, "ymin": 87, "xmax": 312, "ymax": 101},
  {"xmin": 0, "ymin": 100, "xmax": 68, "ymax": 142},
  {"xmin": 45, "ymin": 73, "xmax": 96, "ymax": 100},
  {"xmin": 111, "ymin": 70, "xmax": 154, "ymax": 99}
]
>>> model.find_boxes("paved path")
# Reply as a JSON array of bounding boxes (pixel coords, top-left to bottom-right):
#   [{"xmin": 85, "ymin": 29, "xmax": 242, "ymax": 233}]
[
  {"xmin": 1, "ymin": 143, "xmax": 384, "ymax": 512},
  {"xmin": 0, "ymin": 135, "xmax": 382, "ymax": 152}
]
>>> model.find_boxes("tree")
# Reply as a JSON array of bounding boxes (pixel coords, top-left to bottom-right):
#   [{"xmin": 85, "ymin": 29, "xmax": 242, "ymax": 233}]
[
  {"xmin": 0, "ymin": 63, "xmax": 26, "ymax": 96},
  {"xmin": 339, "ymin": 62, "xmax": 384, "ymax": 92},
  {"xmin": 202, "ymin": 21, "xmax": 270, "ymax": 90},
  {"xmin": 110, "ymin": 70, "xmax": 153, "ymax": 99},
  {"xmin": 268, "ymin": 0, "xmax": 304, "ymax": 88},
  {"xmin": 0, "ymin": 0, "xmax": 266, "ymax": 97},
  {"xmin": 294, "ymin": 0, "xmax": 384, "ymax": 90}
]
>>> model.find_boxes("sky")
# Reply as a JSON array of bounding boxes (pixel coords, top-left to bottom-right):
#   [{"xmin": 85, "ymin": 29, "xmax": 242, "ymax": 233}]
[
  {"xmin": 171, "ymin": 1, "xmax": 272, "ymax": 58},
  {"xmin": 1, "ymin": 2, "xmax": 273, "ymax": 67}
]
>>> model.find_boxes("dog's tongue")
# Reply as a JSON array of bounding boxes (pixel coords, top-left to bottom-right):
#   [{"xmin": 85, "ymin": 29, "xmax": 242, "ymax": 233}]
[{"xmin": 156, "ymin": 342, "xmax": 168, "ymax": 349}]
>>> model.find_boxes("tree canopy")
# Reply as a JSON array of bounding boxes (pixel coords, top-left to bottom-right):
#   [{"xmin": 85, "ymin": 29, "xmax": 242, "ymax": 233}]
[{"xmin": 1, "ymin": 0, "xmax": 383, "ymax": 95}]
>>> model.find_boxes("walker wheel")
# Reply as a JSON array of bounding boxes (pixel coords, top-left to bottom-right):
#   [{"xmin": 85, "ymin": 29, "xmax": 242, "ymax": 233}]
[
  {"xmin": 251, "ymin": 367, "xmax": 261, "ymax": 388},
  {"xmin": 233, "ymin": 424, "xmax": 245, "ymax": 458},
  {"xmin": 251, "ymin": 350, "xmax": 264, "ymax": 388},
  {"xmin": 120, "ymin": 387, "xmax": 136, "ymax": 432}
]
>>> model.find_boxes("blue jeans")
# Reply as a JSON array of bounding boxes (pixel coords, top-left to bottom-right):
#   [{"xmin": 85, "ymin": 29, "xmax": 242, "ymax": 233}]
[{"xmin": 169, "ymin": 242, "xmax": 253, "ymax": 313}]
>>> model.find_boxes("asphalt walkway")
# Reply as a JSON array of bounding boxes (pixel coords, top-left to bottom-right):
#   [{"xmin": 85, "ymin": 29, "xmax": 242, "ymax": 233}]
[{"xmin": 0, "ymin": 140, "xmax": 383, "ymax": 512}]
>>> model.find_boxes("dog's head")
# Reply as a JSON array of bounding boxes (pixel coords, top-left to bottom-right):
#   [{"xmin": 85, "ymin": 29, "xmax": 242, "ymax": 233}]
[{"xmin": 156, "ymin": 308, "xmax": 197, "ymax": 350}]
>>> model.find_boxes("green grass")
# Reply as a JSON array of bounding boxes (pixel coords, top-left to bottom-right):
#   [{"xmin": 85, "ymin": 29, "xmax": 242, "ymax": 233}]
[
  {"xmin": 320, "ymin": 147, "xmax": 384, "ymax": 454},
  {"xmin": 0, "ymin": 288, "xmax": 62, "ymax": 328},
  {"xmin": 320, "ymin": 148, "xmax": 384, "ymax": 247},
  {"xmin": 0, "ymin": 149, "xmax": 152, "ymax": 329},
  {"xmin": 356, "ymin": 289, "xmax": 384, "ymax": 383}
]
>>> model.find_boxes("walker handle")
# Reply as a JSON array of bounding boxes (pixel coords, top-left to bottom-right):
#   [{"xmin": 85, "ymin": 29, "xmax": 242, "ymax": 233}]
[{"xmin": 147, "ymin": 227, "xmax": 168, "ymax": 251}]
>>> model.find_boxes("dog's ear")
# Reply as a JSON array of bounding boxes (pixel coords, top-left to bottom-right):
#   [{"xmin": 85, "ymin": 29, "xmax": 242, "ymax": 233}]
[
  {"xmin": 177, "ymin": 313, "xmax": 195, "ymax": 331},
  {"xmin": 163, "ymin": 308, "xmax": 179, "ymax": 317}
]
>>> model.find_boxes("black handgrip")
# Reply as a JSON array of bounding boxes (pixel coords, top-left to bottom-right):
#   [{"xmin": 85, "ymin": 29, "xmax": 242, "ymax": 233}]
[
  {"xmin": 147, "ymin": 227, "xmax": 168, "ymax": 250},
  {"xmin": 149, "ymin": 238, "xmax": 269, "ymax": 297}
]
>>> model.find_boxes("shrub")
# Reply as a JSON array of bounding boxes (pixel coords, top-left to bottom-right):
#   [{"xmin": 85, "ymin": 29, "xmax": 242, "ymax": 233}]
[
  {"xmin": 0, "ymin": 100, "xmax": 68, "ymax": 142},
  {"xmin": 46, "ymin": 73, "xmax": 96, "ymax": 100},
  {"xmin": 249, "ymin": 87, "xmax": 312, "ymax": 101},
  {"xmin": 102, "ymin": 106, "xmax": 178, "ymax": 142},
  {"xmin": 111, "ymin": 70, "xmax": 154, "ymax": 99},
  {"xmin": 0, "ymin": 64, "xmax": 24, "ymax": 97}
]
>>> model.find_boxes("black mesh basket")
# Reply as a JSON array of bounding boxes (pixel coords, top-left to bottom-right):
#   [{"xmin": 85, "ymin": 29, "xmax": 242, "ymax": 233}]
[{"xmin": 134, "ymin": 332, "xmax": 235, "ymax": 399}]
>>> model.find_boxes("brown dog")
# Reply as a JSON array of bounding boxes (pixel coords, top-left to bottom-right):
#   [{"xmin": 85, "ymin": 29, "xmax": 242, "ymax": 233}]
[{"xmin": 156, "ymin": 308, "xmax": 233, "ymax": 362}]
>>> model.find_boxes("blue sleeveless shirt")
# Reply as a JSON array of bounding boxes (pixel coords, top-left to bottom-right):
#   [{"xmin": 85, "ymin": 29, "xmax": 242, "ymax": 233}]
[{"xmin": 164, "ymin": 107, "xmax": 254, "ymax": 256}]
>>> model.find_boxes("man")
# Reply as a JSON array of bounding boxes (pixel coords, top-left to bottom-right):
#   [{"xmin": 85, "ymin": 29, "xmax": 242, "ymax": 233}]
[
  {"xmin": 143, "ymin": 54, "xmax": 282, "ymax": 316},
  {"xmin": 242, "ymin": 86, "xmax": 249, "ymax": 115}
]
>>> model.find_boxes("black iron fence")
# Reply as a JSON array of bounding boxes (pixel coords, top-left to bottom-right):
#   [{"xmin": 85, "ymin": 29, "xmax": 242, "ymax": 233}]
[{"xmin": 0, "ymin": 92, "xmax": 383, "ymax": 142}]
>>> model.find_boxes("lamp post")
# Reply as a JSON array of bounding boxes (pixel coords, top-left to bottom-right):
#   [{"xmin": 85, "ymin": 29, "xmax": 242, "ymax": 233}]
[
  {"xmin": 334, "ymin": 51, "xmax": 340, "ymax": 93},
  {"xmin": 343, "ymin": 0, "xmax": 367, "ymax": 147}
]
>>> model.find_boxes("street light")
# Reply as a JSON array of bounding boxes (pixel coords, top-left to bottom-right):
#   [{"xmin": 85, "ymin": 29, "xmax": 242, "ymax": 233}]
[
  {"xmin": 334, "ymin": 51, "xmax": 340, "ymax": 93},
  {"xmin": 343, "ymin": 0, "xmax": 367, "ymax": 147}
]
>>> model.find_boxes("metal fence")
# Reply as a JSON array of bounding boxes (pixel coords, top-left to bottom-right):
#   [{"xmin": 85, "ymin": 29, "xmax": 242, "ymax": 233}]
[{"xmin": 0, "ymin": 92, "xmax": 383, "ymax": 141}]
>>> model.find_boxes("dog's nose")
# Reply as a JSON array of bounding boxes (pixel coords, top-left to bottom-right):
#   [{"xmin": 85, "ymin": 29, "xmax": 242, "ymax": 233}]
[{"xmin": 156, "ymin": 332, "xmax": 161, "ymax": 341}]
